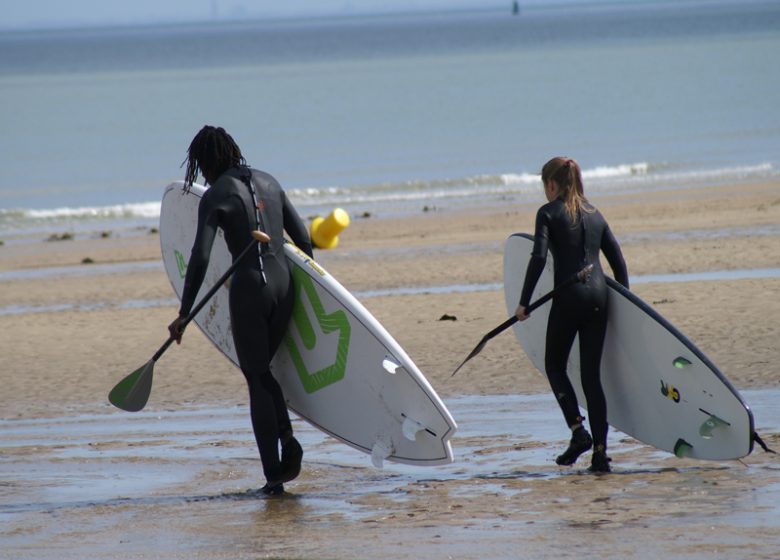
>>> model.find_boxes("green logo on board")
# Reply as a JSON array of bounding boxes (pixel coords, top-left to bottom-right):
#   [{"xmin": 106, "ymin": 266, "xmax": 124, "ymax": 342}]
[
  {"xmin": 284, "ymin": 265, "xmax": 351, "ymax": 394},
  {"xmin": 175, "ymin": 249, "xmax": 188, "ymax": 278}
]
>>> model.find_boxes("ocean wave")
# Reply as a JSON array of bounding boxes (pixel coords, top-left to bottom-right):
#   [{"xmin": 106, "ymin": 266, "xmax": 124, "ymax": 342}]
[
  {"xmin": 583, "ymin": 162, "xmax": 776, "ymax": 194},
  {"xmin": 585, "ymin": 162, "xmax": 650, "ymax": 179},
  {"xmin": 0, "ymin": 201, "xmax": 160, "ymax": 221},
  {"xmin": 0, "ymin": 161, "xmax": 775, "ymax": 236},
  {"xmin": 287, "ymin": 162, "xmax": 655, "ymax": 204},
  {"xmin": 0, "ymin": 201, "xmax": 162, "ymax": 236},
  {"xmin": 25, "ymin": 201, "xmax": 162, "ymax": 220}
]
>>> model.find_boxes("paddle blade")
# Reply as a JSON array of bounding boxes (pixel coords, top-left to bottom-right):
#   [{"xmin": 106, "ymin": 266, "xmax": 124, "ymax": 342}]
[
  {"xmin": 450, "ymin": 338, "xmax": 488, "ymax": 377},
  {"xmin": 109, "ymin": 359, "xmax": 155, "ymax": 412}
]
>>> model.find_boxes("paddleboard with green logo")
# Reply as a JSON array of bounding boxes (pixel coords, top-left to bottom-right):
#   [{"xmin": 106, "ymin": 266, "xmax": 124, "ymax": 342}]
[
  {"xmin": 504, "ymin": 233, "xmax": 754, "ymax": 460},
  {"xmin": 160, "ymin": 182, "xmax": 456, "ymax": 466}
]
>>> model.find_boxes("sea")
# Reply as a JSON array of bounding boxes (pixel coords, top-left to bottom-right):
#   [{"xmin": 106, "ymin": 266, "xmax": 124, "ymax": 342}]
[{"xmin": 1, "ymin": 0, "xmax": 779, "ymax": 239}]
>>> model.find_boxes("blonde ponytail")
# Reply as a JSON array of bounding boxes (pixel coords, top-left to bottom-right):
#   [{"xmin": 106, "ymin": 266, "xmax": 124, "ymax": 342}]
[{"xmin": 541, "ymin": 157, "xmax": 591, "ymax": 225}]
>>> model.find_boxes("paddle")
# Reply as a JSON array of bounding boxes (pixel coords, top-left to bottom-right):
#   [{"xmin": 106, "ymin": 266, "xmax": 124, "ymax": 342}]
[
  {"xmin": 108, "ymin": 230, "xmax": 271, "ymax": 412},
  {"xmin": 450, "ymin": 264, "xmax": 593, "ymax": 377}
]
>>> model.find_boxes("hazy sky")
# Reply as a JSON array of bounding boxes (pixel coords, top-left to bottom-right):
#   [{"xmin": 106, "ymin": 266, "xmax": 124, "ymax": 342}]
[
  {"xmin": 3, "ymin": 0, "xmax": 744, "ymax": 31},
  {"xmin": 1, "ymin": 0, "xmax": 507, "ymax": 30},
  {"xmin": 0, "ymin": 0, "xmax": 635, "ymax": 30}
]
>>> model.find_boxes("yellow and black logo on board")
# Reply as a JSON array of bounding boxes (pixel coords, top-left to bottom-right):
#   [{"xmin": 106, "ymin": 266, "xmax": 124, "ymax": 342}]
[{"xmin": 661, "ymin": 380, "xmax": 681, "ymax": 403}]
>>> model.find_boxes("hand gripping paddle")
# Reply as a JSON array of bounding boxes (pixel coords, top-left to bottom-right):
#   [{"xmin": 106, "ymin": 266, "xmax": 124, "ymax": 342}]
[
  {"xmin": 450, "ymin": 264, "xmax": 593, "ymax": 378},
  {"xmin": 108, "ymin": 230, "xmax": 270, "ymax": 412}
]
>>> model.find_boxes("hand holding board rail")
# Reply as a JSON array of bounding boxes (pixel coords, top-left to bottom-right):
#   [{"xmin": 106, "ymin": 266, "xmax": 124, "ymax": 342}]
[
  {"xmin": 159, "ymin": 182, "xmax": 456, "ymax": 467},
  {"xmin": 503, "ymin": 233, "xmax": 755, "ymax": 460}
]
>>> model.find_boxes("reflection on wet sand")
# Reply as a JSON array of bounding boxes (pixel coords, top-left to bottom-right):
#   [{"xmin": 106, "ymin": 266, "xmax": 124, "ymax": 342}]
[{"xmin": 2, "ymin": 391, "xmax": 778, "ymax": 559}]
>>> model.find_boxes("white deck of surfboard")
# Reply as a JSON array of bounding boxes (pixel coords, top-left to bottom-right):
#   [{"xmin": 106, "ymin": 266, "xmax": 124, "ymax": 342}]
[
  {"xmin": 159, "ymin": 182, "xmax": 456, "ymax": 466},
  {"xmin": 503, "ymin": 233, "xmax": 754, "ymax": 460}
]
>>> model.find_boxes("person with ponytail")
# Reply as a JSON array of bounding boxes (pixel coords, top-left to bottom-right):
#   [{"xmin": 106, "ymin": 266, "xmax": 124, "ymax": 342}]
[
  {"xmin": 515, "ymin": 157, "xmax": 628, "ymax": 472},
  {"xmin": 169, "ymin": 125, "xmax": 313, "ymax": 494}
]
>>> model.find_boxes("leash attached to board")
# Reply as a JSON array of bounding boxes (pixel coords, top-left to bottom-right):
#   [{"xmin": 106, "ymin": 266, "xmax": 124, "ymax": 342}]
[{"xmin": 753, "ymin": 432, "xmax": 776, "ymax": 454}]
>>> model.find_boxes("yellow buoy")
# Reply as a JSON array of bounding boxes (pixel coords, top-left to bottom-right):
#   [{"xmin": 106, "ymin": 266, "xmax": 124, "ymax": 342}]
[{"xmin": 311, "ymin": 208, "xmax": 350, "ymax": 249}]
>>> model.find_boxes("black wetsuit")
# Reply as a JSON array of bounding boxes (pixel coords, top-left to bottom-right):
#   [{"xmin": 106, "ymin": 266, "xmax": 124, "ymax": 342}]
[
  {"xmin": 519, "ymin": 198, "xmax": 628, "ymax": 449},
  {"xmin": 179, "ymin": 166, "xmax": 313, "ymax": 480}
]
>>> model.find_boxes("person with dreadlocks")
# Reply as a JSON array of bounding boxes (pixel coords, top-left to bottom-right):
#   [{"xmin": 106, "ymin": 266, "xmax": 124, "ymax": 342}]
[
  {"xmin": 514, "ymin": 157, "xmax": 628, "ymax": 473},
  {"xmin": 168, "ymin": 125, "xmax": 313, "ymax": 495}
]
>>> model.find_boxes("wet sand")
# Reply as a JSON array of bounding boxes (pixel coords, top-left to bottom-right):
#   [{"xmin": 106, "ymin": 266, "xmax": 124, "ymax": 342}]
[
  {"xmin": 2, "ymin": 391, "xmax": 780, "ymax": 559},
  {"xmin": 2, "ymin": 180, "xmax": 780, "ymax": 558}
]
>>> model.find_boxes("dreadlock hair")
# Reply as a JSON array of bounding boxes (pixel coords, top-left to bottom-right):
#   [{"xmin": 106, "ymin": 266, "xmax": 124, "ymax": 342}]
[
  {"xmin": 182, "ymin": 125, "xmax": 247, "ymax": 188},
  {"xmin": 541, "ymin": 156, "xmax": 592, "ymax": 226}
]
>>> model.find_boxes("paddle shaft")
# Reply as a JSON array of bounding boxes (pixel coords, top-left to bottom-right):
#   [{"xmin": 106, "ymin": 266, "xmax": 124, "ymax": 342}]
[
  {"xmin": 151, "ymin": 234, "xmax": 262, "ymax": 362},
  {"xmin": 450, "ymin": 264, "xmax": 593, "ymax": 377},
  {"xmin": 483, "ymin": 265, "xmax": 593, "ymax": 342}
]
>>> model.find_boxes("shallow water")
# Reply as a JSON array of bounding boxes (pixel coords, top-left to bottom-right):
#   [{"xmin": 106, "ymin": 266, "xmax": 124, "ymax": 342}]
[
  {"xmin": 1, "ymin": 264, "xmax": 779, "ymax": 317},
  {"xmin": 1, "ymin": 391, "xmax": 778, "ymax": 559}
]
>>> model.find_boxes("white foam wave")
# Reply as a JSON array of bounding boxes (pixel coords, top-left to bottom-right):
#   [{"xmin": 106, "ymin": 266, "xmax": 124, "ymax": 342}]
[
  {"xmin": 499, "ymin": 162, "xmax": 650, "ymax": 185},
  {"xmin": 286, "ymin": 162, "xmax": 655, "ymax": 206},
  {"xmin": 24, "ymin": 201, "xmax": 161, "ymax": 220},
  {"xmin": 0, "ymin": 201, "xmax": 163, "ymax": 236},
  {"xmin": 584, "ymin": 162, "xmax": 776, "ymax": 194},
  {"xmin": 1, "ymin": 161, "xmax": 774, "ymax": 235},
  {"xmin": 652, "ymin": 162, "xmax": 774, "ymax": 183},
  {"xmin": 499, "ymin": 172, "xmax": 540, "ymax": 186},
  {"xmin": 584, "ymin": 162, "xmax": 649, "ymax": 179}
]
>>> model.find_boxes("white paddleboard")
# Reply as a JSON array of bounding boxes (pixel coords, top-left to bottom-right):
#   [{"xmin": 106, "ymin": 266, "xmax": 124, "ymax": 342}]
[
  {"xmin": 504, "ymin": 233, "xmax": 754, "ymax": 460},
  {"xmin": 159, "ymin": 181, "xmax": 456, "ymax": 466}
]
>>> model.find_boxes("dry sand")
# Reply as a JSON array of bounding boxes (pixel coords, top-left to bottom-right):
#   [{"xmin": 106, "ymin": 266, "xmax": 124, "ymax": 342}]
[
  {"xmin": 1, "ymin": 180, "xmax": 780, "ymax": 559},
  {"xmin": 1, "ymin": 181, "xmax": 779, "ymax": 415}
]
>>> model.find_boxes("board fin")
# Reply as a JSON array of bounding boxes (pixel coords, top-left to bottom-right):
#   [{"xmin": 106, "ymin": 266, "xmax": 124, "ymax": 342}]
[
  {"xmin": 673, "ymin": 356, "xmax": 692, "ymax": 369},
  {"xmin": 698, "ymin": 412, "xmax": 730, "ymax": 439},
  {"xmin": 402, "ymin": 416, "xmax": 425, "ymax": 441},
  {"xmin": 382, "ymin": 355, "xmax": 402, "ymax": 374},
  {"xmin": 371, "ymin": 439, "xmax": 393, "ymax": 469},
  {"xmin": 674, "ymin": 438, "xmax": 693, "ymax": 458}
]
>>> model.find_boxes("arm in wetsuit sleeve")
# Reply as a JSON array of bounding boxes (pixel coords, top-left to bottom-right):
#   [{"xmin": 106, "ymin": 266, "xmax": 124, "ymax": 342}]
[
  {"xmin": 600, "ymin": 224, "xmax": 629, "ymax": 289},
  {"xmin": 179, "ymin": 194, "xmax": 220, "ymax": 316},
  {"xmin": 519, "ymin": 208, "xmax": 550, "ymax": 307},
  {"xmin": 282, "ymin": 190, "xmax": 314, "ymax": 258}
]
